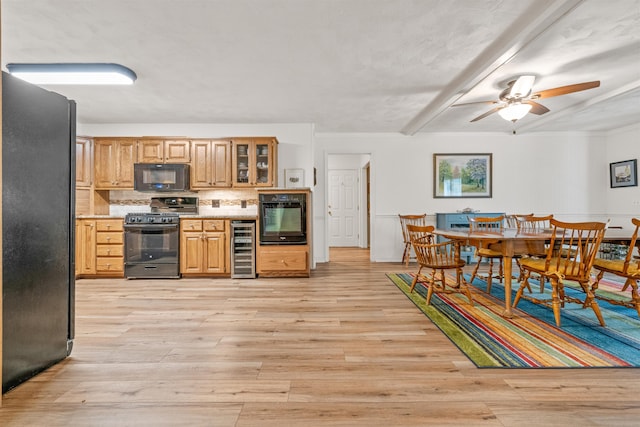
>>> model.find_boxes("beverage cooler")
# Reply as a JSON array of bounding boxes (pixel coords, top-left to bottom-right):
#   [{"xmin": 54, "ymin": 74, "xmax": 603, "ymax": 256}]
[{"xmin": 231, "ymin": 220, "xmax": 256, "ymax": 278}]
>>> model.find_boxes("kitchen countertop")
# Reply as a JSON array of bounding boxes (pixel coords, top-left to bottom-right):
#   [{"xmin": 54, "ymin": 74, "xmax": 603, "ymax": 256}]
[{"xmin": 76, "ymin": 213, "xmax": 258, "ymax": 220}]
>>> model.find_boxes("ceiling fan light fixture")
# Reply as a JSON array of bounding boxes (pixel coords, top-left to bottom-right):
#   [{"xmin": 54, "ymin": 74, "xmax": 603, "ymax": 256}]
[
  {"xmin": 498, "ymin": 103, "xmax": 532, "ymax": 122},
  {"xmin": 6, "ymin": 63, "xmax": 137, "ymax": 85}
]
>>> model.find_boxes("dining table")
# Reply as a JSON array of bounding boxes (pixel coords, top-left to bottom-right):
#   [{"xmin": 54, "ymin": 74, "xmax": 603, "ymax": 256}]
[{"xmin": 432, "ymin": 226, "xmax": 637, "ymax": 318}]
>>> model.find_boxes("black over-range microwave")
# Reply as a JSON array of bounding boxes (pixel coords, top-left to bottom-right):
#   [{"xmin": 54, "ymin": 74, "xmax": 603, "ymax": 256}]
[{"xmin": 134, "ymin": 163, "xmax": 190, "ymax": 192}]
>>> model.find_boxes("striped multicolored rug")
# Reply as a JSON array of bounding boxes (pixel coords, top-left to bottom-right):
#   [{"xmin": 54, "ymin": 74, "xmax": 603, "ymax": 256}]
[{"xmin": 387, "ymin": 272, "xmax": 640, "ymax": 368}]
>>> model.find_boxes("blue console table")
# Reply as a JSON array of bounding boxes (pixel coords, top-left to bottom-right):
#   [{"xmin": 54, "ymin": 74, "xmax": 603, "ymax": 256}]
[{"xmin": 435, "ymin": 212, "xmax": 504, "ymax": 263}]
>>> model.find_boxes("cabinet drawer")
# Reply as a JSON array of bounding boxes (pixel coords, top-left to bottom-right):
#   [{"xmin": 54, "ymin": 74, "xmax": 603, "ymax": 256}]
[
  {"xmin": 181, "ymin": 219, "xmax": 203, "ymax": 231},
  {"xmin": 203, "ymin": 219, "xmax": 225, "ymax": 232},
  {"xmin": 260, "ymin": 250, "xmax": 307, "ymax": 271},
  {"xmin": 96, "ymin": 232, "xmax": 123, "ymax": 245},
  {"xmin": 96, "ymin": 257, "xmax": 123, "ymax": 272},
  {"xmin": 96, "ymin": 219, "xmax": 124, "ymax": 232},
  {"xmin": 96, "ymin": 245, "xmax": 124, "ymax": 257}
]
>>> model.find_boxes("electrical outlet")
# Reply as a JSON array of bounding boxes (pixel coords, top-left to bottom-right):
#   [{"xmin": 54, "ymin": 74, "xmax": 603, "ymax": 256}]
[
  {"xmin": 241, "ymin": 200, "xmax": 247, "ymax": 208},
  {"xmin": 211, "ymin": 199, "xmax": 220, "ymax": 208}
]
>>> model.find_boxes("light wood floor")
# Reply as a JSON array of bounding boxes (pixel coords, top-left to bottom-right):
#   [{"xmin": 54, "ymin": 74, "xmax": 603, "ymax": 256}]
[{"xmin": 1, "ymin": 247, "xmax": 639, "ymax": 426}]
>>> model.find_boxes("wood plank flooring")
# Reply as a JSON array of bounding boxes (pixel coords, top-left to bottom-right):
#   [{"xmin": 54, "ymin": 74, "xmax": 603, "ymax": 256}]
[{"xmin": 1, "ymin": 247, "xmax": 640, "ymax": 426}]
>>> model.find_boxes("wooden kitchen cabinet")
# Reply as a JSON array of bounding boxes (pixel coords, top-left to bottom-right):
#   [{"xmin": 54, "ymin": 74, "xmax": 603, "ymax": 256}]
[
  {"xmin": 95, "ymin": 219, "xmax": 124, "ymax": 275},
  {"xmin": 231, "ymin": 137, "xmax": 277, "ymax": 187},
  {"xmin": 256, "ymin": 189, "xmax": 311, "ymax": 277},
  {"xmin": 180, "ymin": 219, "xmax": 229, "ymax": 275},
  {"xmin": 75, "ymin": 219, "xmax": 96, "ymax": 276},
  {"xmin": 75, "ymin": 218, "xmax": 124, "ymax": 278},
  {"xmin": 190, "ymin": 139, "xmax": 232, "ymax": 188},
  {"xmin": 94, "ymin": 138, "xmax": 136, "ymax": 189},
  {"xmin": 257, "ymin": 245, "xmax": 309, "ymax": 277},
  {"xmin": 137, "ymin": 139, "xmax": 191, "ymax": 163},
  {"xmin": 76, "ymin": 136, "xmax": 111, "ymax": 216},
  {"xmin": 76, "ymin": 136, "xmax": 93, "ymax": 187}
]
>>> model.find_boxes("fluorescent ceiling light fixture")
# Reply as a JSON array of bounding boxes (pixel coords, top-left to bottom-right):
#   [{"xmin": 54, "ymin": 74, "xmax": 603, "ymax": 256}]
[
  {"xmin": 498, "ymin": 103, "xmax": 532, "ymax": 122},
  {"xmin": 6, "ymin": 63, "xmax": 137, "ymax": 85}
]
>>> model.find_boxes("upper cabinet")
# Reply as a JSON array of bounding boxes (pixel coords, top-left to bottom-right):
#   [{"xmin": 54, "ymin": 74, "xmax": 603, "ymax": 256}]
[
  {"xmin": 191, "ymin": 139, "xmax": 232, "ymax": 189},
  {"xmin": 232, "ymin": 137, "xmax": 277, "ymax": 187},
  {"xmin": 94, "ymin": 138, "xmax": 136, "ymax": 189},
  {"xmin": 76, "ymin": 136, "xmax": 93, "ymax": 187},
  {"xmin": 90, "ymin": 135, "xmax": 277, "ymax": 191},
  {"xmin": 137, "ymin": 139, "xmax": 190, "ymax": 163}
]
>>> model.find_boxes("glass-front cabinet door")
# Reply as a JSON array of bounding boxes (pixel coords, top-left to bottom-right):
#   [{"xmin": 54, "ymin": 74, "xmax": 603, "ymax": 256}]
[
  {"xmin": 254, "ymin": 141, "xmax": 271, "ymax": 186},
  {"xmin": 234, "ymin": 140, "xmax": 251, "ymax": 185},
  {"xmin": 232, "ymin": 138, "xmax": 276, "ymax": 187}
]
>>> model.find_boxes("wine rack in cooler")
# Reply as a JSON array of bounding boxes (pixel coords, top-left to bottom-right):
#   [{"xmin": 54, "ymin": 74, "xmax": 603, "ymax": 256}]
[{"xmin": 231, "ymin": 220, "xmax": 256, "ymax": 278}]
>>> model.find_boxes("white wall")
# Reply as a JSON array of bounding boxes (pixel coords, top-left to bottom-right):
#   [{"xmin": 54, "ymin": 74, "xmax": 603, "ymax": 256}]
[
  {"xmin": 604, "ymin": 123, "xmax": 640, "ymax": 226},
  {"xmin": 314, "ymin": 131, "xmax": 609, "ymax": 262}
]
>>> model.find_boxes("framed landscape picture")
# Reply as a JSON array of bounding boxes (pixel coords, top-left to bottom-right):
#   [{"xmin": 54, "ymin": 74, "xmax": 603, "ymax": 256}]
[
  {"xmin": 610, "ymin": 159, "xmax": 637, "ymax": 188},
  {"xmin": 434, "ymin": 153, "xmax": 492, "ymax": 198}
]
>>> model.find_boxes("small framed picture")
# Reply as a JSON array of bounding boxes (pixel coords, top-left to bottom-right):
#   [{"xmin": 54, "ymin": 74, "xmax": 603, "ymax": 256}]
[
  {"xmin": 610, "ymin": 159, "xmax": 637, "ymax": 188},
  {"xmin": 285, "ymin": 168, "xmax": 305, "ymax": 188}
]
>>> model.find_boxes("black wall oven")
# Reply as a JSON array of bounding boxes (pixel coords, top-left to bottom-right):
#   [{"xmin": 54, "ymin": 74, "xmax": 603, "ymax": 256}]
[
  {"xmin": 124, "ymin": 213, "xmax": 180, "ymax": 278},
  {"xmin": 259, "ymin": 193, "xmax": 307, "ymax": 245}
]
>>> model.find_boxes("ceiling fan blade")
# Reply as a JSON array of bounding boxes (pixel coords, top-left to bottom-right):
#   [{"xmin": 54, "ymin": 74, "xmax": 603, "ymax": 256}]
[
  {"xmin": 524, "ymin": 100, "xmax": 549, "ymax": 115},
  {"xmin": 532, "ymin": 81, "xmax": 600, "ymax": 99},
  {"xmin": 470, "ymin": 106, "xmax": 503, "ymax": 122},
  {"xmin": 451, "ymin": 100, "xmax": 498, "ymax": 107},
  {"xmin": 509, "ymin": 75, "xmax": 535, "ymax": 98}
]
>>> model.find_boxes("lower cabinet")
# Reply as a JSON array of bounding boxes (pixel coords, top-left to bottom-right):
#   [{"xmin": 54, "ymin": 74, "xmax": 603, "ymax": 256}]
[
  {"xmin": 75, "ymin": 219, "xmax": 96, "ymax": 276},
  {"xmin": 180, "ymin": 219, "xmax": 229, "ymax": 275},
  {"xmin": 95, "ymin": 219, "xmax": 124, "ymax": 275},
  {"xmin": 75, "ymin": 218, "xmax": 124, "ymax": 278},
  {"xmin": 257, "ymin": 245, "xmax": 310, "ymax": 277}
]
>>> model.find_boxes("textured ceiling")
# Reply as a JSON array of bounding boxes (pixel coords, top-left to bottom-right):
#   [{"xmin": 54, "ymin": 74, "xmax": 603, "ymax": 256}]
[{"xmin": 2, "ymin": 0, "xmax": 639, "ymax": 134}]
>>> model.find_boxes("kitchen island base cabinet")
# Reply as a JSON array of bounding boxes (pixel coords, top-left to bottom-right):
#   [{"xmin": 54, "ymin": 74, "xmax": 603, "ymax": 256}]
[{"xmin": 257, "ymin": 246, "xmax": 310, "ymax": 278}]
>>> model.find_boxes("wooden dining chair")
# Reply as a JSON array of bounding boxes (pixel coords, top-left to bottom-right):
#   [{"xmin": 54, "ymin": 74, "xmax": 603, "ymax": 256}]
[
  {"xmin": 505, "ymin": 213, "xmax": 533, "ymax": 228},
  {"xmin": 406, "ymin": 224, "xmax": 474, "ymax": 306},
  {"xmin": 513, "ymin": 219, "xmax": 608, "ymax": 327},
  {"xmin": 516, "ymin": 214, "xmax": 554, "ymax": 292},
  {"xmin": 592, "ymin": 218, "xmax": 640, "ymax": 318},
  {"xmin": 468, "ymin": 215, "xmax": 505, "ymax": 293},
  {"xmin": 398, "ymin": 214, "xmax": 428, "ymax": 266}
]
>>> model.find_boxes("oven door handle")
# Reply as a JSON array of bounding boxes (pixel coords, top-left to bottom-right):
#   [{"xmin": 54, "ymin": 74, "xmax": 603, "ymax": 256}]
[{"xmin": 124, "ymin": 224, "xmax": 179, "ymax": 230}]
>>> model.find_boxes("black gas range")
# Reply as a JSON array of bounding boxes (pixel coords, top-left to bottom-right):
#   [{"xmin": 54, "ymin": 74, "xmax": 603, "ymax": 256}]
[{"xmin": 123, "ymin": 197, "xmax": 198, "ymax": 279}]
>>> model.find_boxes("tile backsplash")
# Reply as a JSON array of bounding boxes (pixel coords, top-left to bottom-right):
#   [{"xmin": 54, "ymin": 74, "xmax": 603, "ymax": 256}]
[{"xmin": 109, "ymin": 188, "xmax": 259, "ymax": 216}]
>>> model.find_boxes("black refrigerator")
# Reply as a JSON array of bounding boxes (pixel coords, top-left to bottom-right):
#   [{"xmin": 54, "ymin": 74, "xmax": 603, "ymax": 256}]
[{"xmin": 2, "ymin": 72, "xmax": 76, "ymax": 392}]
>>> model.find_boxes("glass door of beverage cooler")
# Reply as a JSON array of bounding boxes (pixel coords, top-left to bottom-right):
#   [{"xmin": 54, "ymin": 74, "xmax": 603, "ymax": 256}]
[{"xmin": 231, "ymin": 220, "xmax": 256, "ymax": 278}]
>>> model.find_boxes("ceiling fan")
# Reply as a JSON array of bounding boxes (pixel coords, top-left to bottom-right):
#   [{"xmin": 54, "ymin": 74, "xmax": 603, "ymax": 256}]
[{"xmin": 452, "ymin": 75, "xmax": 600, "ymax": 123}]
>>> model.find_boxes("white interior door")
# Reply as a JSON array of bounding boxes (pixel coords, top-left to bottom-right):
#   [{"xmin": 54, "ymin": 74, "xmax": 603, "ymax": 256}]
[{"xmin": 328, "ymin": 169, "xmax": 359, "ymax": 247}]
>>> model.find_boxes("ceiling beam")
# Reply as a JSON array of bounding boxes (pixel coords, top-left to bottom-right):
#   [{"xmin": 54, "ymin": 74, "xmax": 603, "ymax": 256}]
[{"xmin": 400, "ymin": 0, "xmax": 585, "ymax": 135}]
